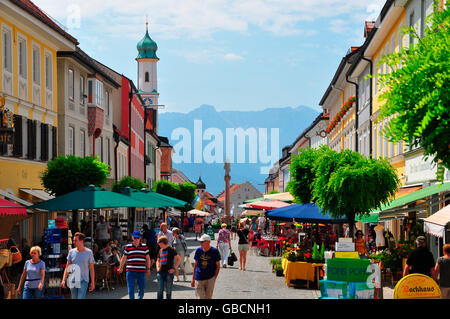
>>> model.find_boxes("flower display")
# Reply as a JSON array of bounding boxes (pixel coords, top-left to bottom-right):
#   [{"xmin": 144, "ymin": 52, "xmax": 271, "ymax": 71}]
[{"xmin": 325, "ymin": 96, "xmax": 356, "ymax": 134}]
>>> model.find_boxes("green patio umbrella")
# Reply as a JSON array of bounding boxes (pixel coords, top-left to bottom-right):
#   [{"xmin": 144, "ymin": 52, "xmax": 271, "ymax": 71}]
[
  {"xmin": 116, "ymin": 188, "xmax": 187, "ymax": 208},
  {"xmin": 29, "ymin": 185, "xmax": 148, "ymax": 211},
  {"xmin": 29, "ymin": 185, "xmax": 153, "ymax": 240}
]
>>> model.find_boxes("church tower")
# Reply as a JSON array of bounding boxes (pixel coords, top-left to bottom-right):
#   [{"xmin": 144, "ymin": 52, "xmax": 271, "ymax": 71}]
[{"xmin": 136, "ymin": 19, "xmax": 160, "ymax": 131}]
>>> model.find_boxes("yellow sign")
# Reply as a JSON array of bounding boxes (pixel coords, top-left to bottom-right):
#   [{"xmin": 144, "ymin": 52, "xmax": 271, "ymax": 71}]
[
  {"xmin": 335, "ymin": 251, "xmax": 359, "ymax": 259},
  {"xmin": 394, "ymin": 274, "xmax": 442, "ymax": 299}
]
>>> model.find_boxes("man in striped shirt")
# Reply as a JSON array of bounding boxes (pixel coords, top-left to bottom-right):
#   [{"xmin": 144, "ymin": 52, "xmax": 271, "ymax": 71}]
[{"xmin": 118, "ymin": 230, "xmax": 151, "ymax": 299}]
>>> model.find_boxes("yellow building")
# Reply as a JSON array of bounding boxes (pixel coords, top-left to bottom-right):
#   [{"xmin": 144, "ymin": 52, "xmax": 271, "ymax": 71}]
[
  {"xmin": 319, "ymin": 47, "xmax": 359, "ymax": 153},
  {"xmin": 0, "ymin": 0, "xmax": 78, "ymax": 244},
  {"xmin": 346, "ymin": 1, "xmax": 449, "ymax": 252}
]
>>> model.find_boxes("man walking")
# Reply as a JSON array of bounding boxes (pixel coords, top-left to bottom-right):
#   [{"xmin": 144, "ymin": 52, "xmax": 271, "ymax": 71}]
[
  {"xmin": 61, "ymin": 232, "xmax": 95, "ymax": 299},
  {"xmin": 158, "ymin": 223, "xmax": 174, "ymax": 247},
  {"xmin": 118, "ymin": 230, "xmax": 151, "ymax": 299},
  {"xmin": 191, "ymin": 234, "xmax": 221, "ymax": 299},
  {"xmin": 403, "ymin": 236, "xmax": 435, "ymax": 278},
  {"xmin": 142, "ymin": 224, "xmax": 158, "ymax": 267}
]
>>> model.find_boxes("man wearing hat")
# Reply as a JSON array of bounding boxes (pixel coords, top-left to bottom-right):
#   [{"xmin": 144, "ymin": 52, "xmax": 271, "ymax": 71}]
[
  {"xmin": 118, "ymin": 230, "xmax": 151, "ymax": 299},
  {"xmin": 403, "ymin": 236, "xmax": 436, "ymax": 278},
  {"xmin": 191, "ymin": 234, "xmax": 221, "ymax": 299}
]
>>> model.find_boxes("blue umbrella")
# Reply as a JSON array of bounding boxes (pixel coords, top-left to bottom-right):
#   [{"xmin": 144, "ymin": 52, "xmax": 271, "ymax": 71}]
[{"xmin": 266, "ymin": 203, "xmax": 347, "ymax": 223}]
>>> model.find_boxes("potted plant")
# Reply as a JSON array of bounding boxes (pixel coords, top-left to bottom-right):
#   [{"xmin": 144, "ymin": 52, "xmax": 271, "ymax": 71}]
[
  {"xmin": 275, "ymin": 264, "xmax": 284, "ymax": 276},
  {"xmin": 270, "ymin": 258, "xmax": 281, "ymax": 272}
]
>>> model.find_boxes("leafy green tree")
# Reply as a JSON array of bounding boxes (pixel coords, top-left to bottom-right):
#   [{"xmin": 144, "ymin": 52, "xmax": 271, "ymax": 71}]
[
  {"xmin": 40, "ymin": 155, "xmax": 109, "ymax": 233},
  {"xmin": 377, "ymin": 3, "xmax": 450, "ymax": 180},
  {"xmin": 153, "ymin": 180, "xmax": 196, "ymax": 211},
  {"xmin": 41, "ymin": 155, "xmax": 109, "ymax": 196},
  {"xmin": 112, "ymin": 176, "xmax": 146, "ymax": 192},
  {"xmin": 312, "ymin": 148, "xmax": 399, "ymax": 238},
  {"xmin": 287, "ymin": 146, "xmax": 327, "ymax": 204}
]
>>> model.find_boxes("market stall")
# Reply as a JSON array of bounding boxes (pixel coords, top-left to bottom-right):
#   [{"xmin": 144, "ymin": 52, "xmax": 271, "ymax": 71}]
[{"xmin": 0, "ymin": 198, "xmax": 29, "ymax": 299}]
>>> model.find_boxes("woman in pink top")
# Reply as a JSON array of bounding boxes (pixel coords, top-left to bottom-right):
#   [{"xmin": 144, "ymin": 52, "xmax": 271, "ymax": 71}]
[{"xmin": 217, "ymin": 223, "xmax": 232, "ymax": 268}]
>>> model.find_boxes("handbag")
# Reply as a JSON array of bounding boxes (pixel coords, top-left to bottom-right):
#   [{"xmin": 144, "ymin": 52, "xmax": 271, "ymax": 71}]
[
  {"xmin": 230, "ymin": 249, "xmax": 238, "ymax": 262},
  {"xmin": 227, "ymin": 255, "xmax": 234, "ymax": 266},
  {"xmin": 0, "ymin": 249, "xmax": 10, "ymax": 269},
  {"xmin": 184, "ymin": 255, "xmax": 193, "ymax": 273},
  {"xmin": 10, "ymin": 246, "xmax": 22, "ymax": 265}
]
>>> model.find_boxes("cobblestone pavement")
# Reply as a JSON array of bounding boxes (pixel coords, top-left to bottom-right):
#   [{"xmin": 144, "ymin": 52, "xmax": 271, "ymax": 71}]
[{"xmin": 87, "ymin": 232, "xmax": 394, "ymax": 299}]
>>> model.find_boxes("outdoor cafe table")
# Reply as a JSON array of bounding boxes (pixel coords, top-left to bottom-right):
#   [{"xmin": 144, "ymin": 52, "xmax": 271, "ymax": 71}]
[{"xmin": 281, "ymin": 258, "xmax": 324, "ymax": 289}]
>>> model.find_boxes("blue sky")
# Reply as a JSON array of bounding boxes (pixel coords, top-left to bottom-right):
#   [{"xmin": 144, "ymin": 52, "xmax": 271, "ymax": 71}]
[{"xmin": 34, "ymin": 0, "xmax": 385, "ymax": 113}]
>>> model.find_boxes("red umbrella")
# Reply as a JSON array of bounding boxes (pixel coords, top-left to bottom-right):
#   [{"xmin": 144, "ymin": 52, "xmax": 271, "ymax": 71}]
[
  {"xmin": 246, "ymin": 200, "xmax": 290, "ymax": 210},
  {"xmin": 0, "ymin": 198, "xmax": 27, "ymax": 216}
]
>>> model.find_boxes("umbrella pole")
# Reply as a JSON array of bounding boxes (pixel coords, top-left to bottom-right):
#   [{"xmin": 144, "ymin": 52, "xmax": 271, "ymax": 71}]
[{"xmin": 91, "ymin": 209, "xmax": 94, "ymax": 247}]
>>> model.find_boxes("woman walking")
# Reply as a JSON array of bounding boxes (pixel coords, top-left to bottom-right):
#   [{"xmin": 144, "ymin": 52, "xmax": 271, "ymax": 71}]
[
  {"xmin": 217, "ymin": 223, "xmax": 232, "ymax": 268},
  {"xmin": 237, "ymin": 223, "xmax": 250, "ymax": 271},
  {"xmin": 172, "ymin": 228, "xmax": 188, "ymax": 282},
  {"xmin": 17, "ymin": 246, "xmax": 45, "ymax": 299},
  {"xmin": 434, "ymin": 244, "xmax": 450, "ymax": 299}
]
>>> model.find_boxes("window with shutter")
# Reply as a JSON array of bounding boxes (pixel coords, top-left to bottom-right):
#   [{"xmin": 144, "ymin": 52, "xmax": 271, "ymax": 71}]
[
  {"xmin": 27, "ymin": 119, "xmax": 33, "ymax": 159},
  {"xmin": 13, "ymin": 115, "xmax": 23, "ymax": 157},
  {"xmin": 40, "ymin": 124, "xmax": 49, "ymax": 161},
  {"xmin": 52, "ymin": 126, "xmax": 57, "ymax": 159}
]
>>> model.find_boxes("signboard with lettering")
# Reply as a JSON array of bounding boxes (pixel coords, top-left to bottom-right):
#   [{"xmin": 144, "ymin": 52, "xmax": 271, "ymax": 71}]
[
  {"xmin": 394, "ymin": 274, "xmax": 442, "ymax": 299},
  {"xmin": 326, "ymin": 258, "xmax": 371, "ymax": 282}
]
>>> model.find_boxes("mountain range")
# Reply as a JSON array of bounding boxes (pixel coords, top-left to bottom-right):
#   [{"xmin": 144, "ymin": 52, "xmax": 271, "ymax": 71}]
[{"xmin": 158, "ymin": 104, "xmax": 320, "ymax": 196}]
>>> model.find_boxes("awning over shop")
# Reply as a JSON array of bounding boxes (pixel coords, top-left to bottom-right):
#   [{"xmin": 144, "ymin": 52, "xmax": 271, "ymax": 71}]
[
  {"xmin": 20, "ymin": 188, "xmax": 55, "ymax": 201},
  {"xmin": 379, "ymin": 182, "xmax": 450, "ymax": 212},
  {"xmin": 356, "ymin": 213, "xmax": 379, "ymax": 223},
  {"xmin": 423, "ymin": 205, "xmax": 450, "ymax": 238},
  {"xmin": 0, "ymin": 198, "xmax": 27, "ymax": 216},
  {"xmin": 0, "ymin": 188, "xmax": 32, "ymax": 207}
]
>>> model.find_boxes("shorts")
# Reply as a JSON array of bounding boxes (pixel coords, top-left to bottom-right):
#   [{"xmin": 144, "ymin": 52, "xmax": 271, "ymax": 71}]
[{"xmin": 238, "ymin": 244, "xmax": 250, "ymax": 252}]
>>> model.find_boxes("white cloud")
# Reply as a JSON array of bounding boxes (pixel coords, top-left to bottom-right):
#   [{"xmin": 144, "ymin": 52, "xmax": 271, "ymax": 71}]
[
  {"xmin": 33, "ymin": 0, "xmax": 383, "ymax": 40},
  {"xmin": 223, "ymin": 53, "xmax": 244, "ymax": 61}
]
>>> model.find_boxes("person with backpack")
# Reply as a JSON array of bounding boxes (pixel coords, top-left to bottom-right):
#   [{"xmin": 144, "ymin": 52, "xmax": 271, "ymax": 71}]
[{"xmin": 172, "ymin": 228, "xmax": 188, "ymax": 282}]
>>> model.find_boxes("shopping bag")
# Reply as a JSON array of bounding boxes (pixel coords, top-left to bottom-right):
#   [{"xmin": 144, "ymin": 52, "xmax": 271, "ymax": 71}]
[
  {"xmin": 230, "ymin": 250, "xmax": 238, "ymax": 262},
  {"xmin": 184, "ymin": 255, "xmax": 193, "ymax": 273},
  {"xmin": 227, "ymin": 255, "xmax": 234, "ymax": 266}
]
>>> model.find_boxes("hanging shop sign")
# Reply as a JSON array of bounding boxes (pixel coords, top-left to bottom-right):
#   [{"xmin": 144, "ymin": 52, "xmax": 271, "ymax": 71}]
[{"xmin": 394, "ymin": 274, "xmax": 441, "ymax": 299}]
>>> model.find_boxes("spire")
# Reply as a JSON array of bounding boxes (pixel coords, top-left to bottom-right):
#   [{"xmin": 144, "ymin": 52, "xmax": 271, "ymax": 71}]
[{"xmin": 136, "ymin": 16, "xmax": 159, "ymax": 60}]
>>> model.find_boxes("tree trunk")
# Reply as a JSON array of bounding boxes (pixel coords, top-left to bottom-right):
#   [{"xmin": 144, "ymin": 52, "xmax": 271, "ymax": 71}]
[{"xmin": 348, "ymin": 212, "xmax": 356, "ymax": 239}]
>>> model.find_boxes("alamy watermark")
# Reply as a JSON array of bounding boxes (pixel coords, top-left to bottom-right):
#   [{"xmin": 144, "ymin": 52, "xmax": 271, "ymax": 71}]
[{"xmin": 171, "ymin": 120, "xmax": 280, "ymax": 174}]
